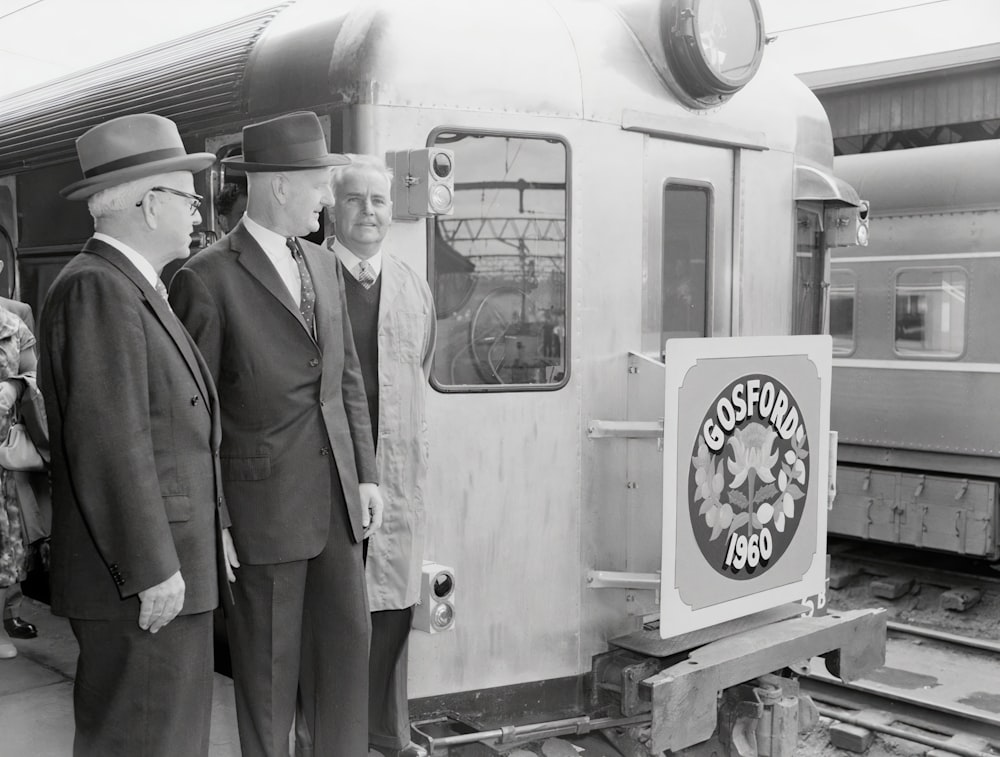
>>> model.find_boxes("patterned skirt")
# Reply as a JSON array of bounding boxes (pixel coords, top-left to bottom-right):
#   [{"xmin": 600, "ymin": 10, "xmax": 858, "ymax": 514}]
[{"xmin": 0, "ymin": 469, "xmax": 27, "ymax": 587}]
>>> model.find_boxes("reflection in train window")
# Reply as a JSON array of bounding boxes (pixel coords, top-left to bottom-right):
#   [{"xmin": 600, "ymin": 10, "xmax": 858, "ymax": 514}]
[
  {"xmin": 828, "ymin": 270, "xmax": 856, "ymax": 355},
  {"xmin": 792, "ymin": 205, "xmax": 822, "ymax": 335},
  {"xmin": 429, "ymin": 132, "xmax": 567, "ymax": 391},
  {"xmin": 893, "ymin": 269, "xmax": 966, "ymax": 358},
  {"xmin": 662, "ymin": 185, "xmax": 709, "ymax": 343}
]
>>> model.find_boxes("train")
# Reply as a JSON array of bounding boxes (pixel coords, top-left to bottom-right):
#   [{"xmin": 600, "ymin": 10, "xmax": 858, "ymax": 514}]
[
  {"xmin": 0, "ymin": 0, "xmax": 884, "ymax": 753},
  {"xmin": 828, "ymin": 139, "xmax": 1000, "ymax": 561}
]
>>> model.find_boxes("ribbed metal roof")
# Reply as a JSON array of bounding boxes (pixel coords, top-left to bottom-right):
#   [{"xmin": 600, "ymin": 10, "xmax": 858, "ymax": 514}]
[{"xmin": 0, "ymin": 5, "xmax": 288, "ymax": 173}]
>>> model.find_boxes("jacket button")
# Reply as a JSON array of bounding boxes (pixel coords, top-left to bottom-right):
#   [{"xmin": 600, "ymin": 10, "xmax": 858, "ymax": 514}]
[
  {"xmin": 320, "ymin": 448, "xmax": 329, "ymax": 456},
  {"xmin": 191, "ymin": 396, "xmax": 200, "ymax": 405},
  {"xmin": 309, "ymin": 358, "xmax": 320, "ymax": 367},
  {"xmin": 320, "ymin": 400, "xmax": 326, "ymax": 407}
]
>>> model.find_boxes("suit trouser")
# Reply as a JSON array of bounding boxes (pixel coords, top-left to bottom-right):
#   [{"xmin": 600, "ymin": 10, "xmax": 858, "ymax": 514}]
[
  {"xmin": 70, "ymin": 611, "xmax": 214, "ymax": 757},
  {"xmin": 228, "ymin": 490, "xmax": 370, "ymax": 757},
  {"xmin": 368, "ymin": 606, "xmax": 415, "ymax": 751}
]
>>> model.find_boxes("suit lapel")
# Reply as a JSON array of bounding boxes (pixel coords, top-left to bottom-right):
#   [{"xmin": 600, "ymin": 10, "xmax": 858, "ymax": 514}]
[
  {"xmin": 304, "ymin": 240, "xmax": 340, "ymax": 352},
  {"xmin": 84, "ymin": 240, "xmax": 211, "ymax": 410},
  {"xmin": 229, "ymin": 223, "xmax": 312, "ymax": 336}
]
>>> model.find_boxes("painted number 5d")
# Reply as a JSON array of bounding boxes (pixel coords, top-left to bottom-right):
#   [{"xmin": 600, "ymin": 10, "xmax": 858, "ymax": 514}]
[{"xmin": 724, "ymin": 528, "xmax": 773, "ymax": 571}]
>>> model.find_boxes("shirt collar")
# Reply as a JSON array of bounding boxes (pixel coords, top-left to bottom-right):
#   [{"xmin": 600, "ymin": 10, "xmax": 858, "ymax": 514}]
[
  {"xmin": 93, "ymin": 232, "xmax": 159, "ymax": 288},
  {"xmin": 242, "ymin": 213, "xmax": 292, "ymax": 256},
  {"xmin": 326, "ymin": 237, "xmax": 382, "ymax": 279}
]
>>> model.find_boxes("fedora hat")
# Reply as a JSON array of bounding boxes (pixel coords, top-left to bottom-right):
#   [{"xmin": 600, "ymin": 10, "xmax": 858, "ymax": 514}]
[
  {"xmin": 61, "ymin": 114, "xmax": 215, "ymax": 201},
  {"xmin": 222, "ymin": 111, "xmax": 350, "ymax": 172}
]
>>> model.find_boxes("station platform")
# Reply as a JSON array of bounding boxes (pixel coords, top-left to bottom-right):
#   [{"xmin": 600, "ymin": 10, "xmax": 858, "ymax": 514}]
[{"xmin": 0, "ymin": 596, "xmax": 243, "ymax": 756}]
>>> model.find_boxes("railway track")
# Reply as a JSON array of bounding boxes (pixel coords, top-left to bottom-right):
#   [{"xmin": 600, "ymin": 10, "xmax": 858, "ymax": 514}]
[{"xmin": 800, "ymin": 621, "xmax": 1000, "ymax": 755}]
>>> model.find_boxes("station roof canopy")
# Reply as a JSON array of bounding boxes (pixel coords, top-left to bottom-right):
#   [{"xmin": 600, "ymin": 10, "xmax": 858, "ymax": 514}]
[{"xmin": 797, "ymin": 42, "xmax": 1000, "ymax": 154}]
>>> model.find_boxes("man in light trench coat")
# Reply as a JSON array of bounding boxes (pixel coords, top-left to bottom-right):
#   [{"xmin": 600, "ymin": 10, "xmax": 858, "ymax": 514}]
[{"xmin": 303, "ymin": 153, "xmax": 435, "ymax": 757}]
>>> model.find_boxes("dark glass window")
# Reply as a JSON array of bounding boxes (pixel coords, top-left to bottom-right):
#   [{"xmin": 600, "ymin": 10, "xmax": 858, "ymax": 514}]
[
  {"xmin": 429, "ymin": 133, "xmax": 568, "ymax": 390},
  {"xmin": 662, "ymin": 185, "xmax": 709, "ymax": 341}
]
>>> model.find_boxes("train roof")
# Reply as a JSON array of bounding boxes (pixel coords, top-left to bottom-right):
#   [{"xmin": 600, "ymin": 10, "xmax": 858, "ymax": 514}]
[
  {"xmin": 0, "ymin": 0, "xmax": 843, "ymax": 199},
  {"xmin": 834, "ymin": 140, "xmax": 1000, "ymax": 215}
]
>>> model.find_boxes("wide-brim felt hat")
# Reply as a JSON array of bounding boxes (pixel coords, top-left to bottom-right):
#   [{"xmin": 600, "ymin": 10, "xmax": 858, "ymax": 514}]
[
  {"xmin": 222, "ymin": 111, "xmax": 350, "ymax": 172},
  {"xmin": 61, "ymin": 114, "xmax": 215, "ymax": 201}
]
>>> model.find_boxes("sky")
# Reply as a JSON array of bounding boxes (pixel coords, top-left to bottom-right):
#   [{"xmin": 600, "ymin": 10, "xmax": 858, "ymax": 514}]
[{"xmin": 0, "ymin": 0, "xmax": 998, "ymax": 99}]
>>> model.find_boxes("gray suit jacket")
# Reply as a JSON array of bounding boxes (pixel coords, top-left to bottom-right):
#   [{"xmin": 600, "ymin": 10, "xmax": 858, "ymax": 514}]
[{"xmin": 40, "ymin": 238, "xmax": 226, "ymax": 619}]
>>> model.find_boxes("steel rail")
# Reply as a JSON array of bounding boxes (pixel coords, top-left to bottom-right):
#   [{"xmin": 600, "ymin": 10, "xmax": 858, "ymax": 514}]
[
  {"xmin": 815, "ymin": 704, "xmax": 998, "ymax": 757},
  {"xmin": 888, "ymin": 620, "xmax": 1000, "ymax": 655}
]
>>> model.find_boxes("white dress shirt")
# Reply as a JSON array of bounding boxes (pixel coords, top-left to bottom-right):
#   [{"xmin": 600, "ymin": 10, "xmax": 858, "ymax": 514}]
[
  {"xmin": 243, "ymin": 214, "xmax": 302, "ymax": 306},
  {"xmin": 93, "ymin": 232, "xmax": 160, "ymax": 289},
  {"xmin": 327, "ymin": 237, "xmax": 383, "ymax": 282}
]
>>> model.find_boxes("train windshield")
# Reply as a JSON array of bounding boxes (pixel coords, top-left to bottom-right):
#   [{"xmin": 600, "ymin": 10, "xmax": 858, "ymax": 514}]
[{"xmin": 428, "ymin": 132, "xmax": 568, "ymax": 391}]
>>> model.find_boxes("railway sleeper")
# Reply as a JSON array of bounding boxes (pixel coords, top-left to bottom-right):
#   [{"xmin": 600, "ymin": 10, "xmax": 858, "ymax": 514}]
[{"xmin": 599, "ymin": 607, "xmax": 886, "ymax": 755}]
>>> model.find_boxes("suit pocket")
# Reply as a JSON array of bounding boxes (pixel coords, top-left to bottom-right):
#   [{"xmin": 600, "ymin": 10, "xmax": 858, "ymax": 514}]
[
  {"xmin": 163, "ymin": 495, "xmax": 192, "ymax": 523},
  {"xmin": 221, "ymin": 455, "xmax": 271, "ymax": 481},
  {"xmin": 391, "ymin": 311, "xmax": 425, "ymax": 364}
]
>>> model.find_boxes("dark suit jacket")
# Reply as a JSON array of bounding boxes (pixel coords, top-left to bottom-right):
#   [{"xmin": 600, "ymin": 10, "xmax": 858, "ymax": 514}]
[
  {"xmin": 39, "ymin": 239, "xmax": 227, "ymax": 620},
  {"xmin": 169, "ymin": 221, "xmax": 377, "ymax": 564}
]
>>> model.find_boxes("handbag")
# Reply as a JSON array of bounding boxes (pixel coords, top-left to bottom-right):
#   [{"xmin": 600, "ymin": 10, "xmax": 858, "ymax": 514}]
[{"xmin": 0, "ymin": 417, "xmax": 45, "ymax": 472}]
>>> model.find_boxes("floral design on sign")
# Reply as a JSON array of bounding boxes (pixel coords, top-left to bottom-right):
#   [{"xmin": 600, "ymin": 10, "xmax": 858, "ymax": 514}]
[{"xmin": 689, "ymin": 374, "xmax": 809, "ymax": 579}]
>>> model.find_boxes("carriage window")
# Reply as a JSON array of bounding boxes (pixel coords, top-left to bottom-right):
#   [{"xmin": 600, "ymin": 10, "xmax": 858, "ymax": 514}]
[
  {"xmin": 828, "ymin": 269, "xmax": 856, "ymax": 355},
  {"xmin": 894, "ymin": 269, "xmax": 966, "ymax": 358},
  {"xmin": 662, "ymin": 185, "xmax": 709, "ymax": 342},
  {"xmin": 429, "ymin": 132, "xmax": 568, "ymax": 391}
]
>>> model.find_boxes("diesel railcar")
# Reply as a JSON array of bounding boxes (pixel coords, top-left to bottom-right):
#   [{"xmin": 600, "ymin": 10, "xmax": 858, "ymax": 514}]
[
  {"xmin": 0, "ymin": 0, "xmax": 881, "ymax": 753},
  {"xmin": 829, "ymin": 139, "xmax": 1000, "ymax": 560}
]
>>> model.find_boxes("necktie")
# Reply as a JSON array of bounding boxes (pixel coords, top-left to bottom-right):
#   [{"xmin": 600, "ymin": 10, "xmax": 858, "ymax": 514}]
[
  {"xmin": 356, "ymin": 260, "xmax": 375, "ymax": 289},
  {"xmin": 286, "ymin": 238, "xmax": 316, "ymax": 333},
  {"xmin": 154, "ymin": 279, "xmax": 173, "ymax": 312}
]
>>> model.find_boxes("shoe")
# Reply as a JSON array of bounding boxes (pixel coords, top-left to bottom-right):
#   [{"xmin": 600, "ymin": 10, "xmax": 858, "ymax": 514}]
[{"xmin": 4, "ymin": 617, "xmax": 37, "ymax": 639}]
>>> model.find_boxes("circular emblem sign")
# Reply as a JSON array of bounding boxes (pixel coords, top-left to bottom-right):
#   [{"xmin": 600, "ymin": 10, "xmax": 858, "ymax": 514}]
[{"xmin": 689, "ymin": 374, "xmax": 809, "ymax": 580}]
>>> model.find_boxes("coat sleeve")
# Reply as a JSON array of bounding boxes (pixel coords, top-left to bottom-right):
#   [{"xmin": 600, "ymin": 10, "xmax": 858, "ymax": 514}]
[
  {"xmin": 335, "ymin": 264, "xmax": 378, "ymax": 484},
  {"xmin": 169, "ymin": 266, "xmax": 224, "ymax": 384},
  {"xmin": 45, "ymin": 275, "xmax": 179, "ymax": 598}
]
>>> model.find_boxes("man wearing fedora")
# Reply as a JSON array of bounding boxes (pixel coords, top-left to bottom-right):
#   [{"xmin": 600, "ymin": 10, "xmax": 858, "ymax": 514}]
[
  {"xmin": 39, "ymin": 113, "xmax": 235, "ymax": 757},
  {"xmin": 170, "ymin": 110, "xmax": 383, "ymax": 757}
]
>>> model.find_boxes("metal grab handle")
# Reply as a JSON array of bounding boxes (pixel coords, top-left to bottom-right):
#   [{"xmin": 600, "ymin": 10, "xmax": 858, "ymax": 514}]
[
  {"xmin": 955, "ymin": 479, "xmax": 969, "ymax": 500},
  {"xmin": 914, "ymin": 475, "xmax": 925, "ymax": 498}
]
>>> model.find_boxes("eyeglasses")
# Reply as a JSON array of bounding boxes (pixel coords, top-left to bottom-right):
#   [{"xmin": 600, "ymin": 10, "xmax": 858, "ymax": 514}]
[{"xmin": 136, "ymin": 186, "xmax": 203, "ymax": 215}]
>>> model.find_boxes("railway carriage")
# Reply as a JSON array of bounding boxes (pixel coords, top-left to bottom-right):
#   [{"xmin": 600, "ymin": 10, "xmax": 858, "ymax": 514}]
[
  {"xmin": 0, "ymin": 0, "xmax": 883, "ymax": 753},
  {"xmin": 829, "ymin": 140, "xmax": 1000, "ymax": 560}
]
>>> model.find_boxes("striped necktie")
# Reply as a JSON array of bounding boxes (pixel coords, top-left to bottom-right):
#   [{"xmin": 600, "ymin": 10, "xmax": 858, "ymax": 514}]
[{"xmin": 356, "ymin": 260, "xmax": 375, "ymax": 289}]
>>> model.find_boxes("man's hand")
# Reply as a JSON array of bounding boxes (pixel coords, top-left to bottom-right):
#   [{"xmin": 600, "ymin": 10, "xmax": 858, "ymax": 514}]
[
  {"xmin": 137, "ymin": 570, "xmax": 185, "ymax": 633},
  {"xmin": 360, "ymin": 483, "xmax": 384, "ymax": 539},
  {"xmin": 222, "ymin": 528, "xmax": 240, "ymax": 583},
  {"xmin": 0, "ymin": 380, "xmax": 19, "ymax": 415}
]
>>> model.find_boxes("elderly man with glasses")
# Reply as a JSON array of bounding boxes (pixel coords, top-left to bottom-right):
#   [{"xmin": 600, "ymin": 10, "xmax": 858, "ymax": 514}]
[{"xmin": 39, "ymin": 113, "xmax": 236, "ymax": 757}]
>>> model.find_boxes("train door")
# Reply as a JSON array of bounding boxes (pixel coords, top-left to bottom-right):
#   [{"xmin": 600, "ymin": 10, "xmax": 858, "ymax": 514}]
[{"xmin": 641, "ymin": 138, "xmax": 734, "ymax": 357}]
